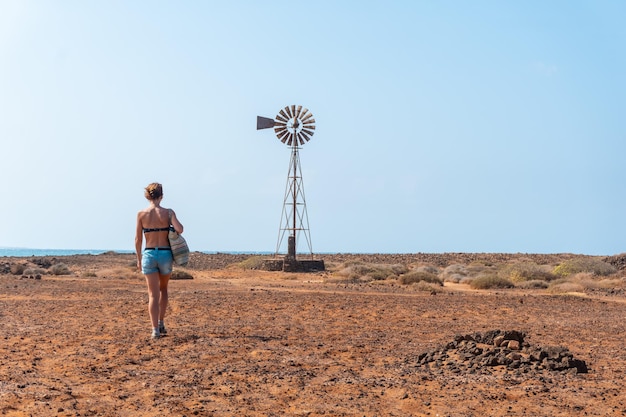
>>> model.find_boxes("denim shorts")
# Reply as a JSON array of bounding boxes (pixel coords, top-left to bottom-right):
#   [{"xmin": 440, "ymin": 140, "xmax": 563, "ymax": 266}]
[{"xmin": 141, "ymin": 248, "xmax": 173, "ymax": 275}]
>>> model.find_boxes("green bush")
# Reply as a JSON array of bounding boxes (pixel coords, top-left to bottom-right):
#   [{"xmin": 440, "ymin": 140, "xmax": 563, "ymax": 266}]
[
  {"xmin": 499, "ymin": 262, "xmax": 556, "ymax": 282},
  {"xmin": 398, "ymin": 271, "xmax": 442, "ymax": 286},
  {"xmin": 553, "ymin": 257, "xmax": 617, "ymax": 277},
  {"xmin": 469, "ymin": 274, "xmax": 514, "ymax": 290}
]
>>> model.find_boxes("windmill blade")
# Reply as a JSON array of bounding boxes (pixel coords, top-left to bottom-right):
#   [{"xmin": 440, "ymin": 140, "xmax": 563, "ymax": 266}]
[
  {"xmin": 301, "ymin": 128, "xmax": 314, "ymax": 137},
  {"xmin": 291, "ymin": 105, "xmax": 297, "ymax": 120},
  {"xmin": 256, "ymin": 116, "xmax": 275, "ymax": 130},
  {"xmin": 296, "ymin": 133, "xmax": 305, "ymax": 145},
  {"xmin": 301, "ymin": 112, "xmax": 314, "ymax": 122},
  {"xmin": 284, "ymin": 106, "xmax": 293, "ymax": 119},
  {"xmin": 274, "ymin": 119, "xmax": 287, "ymax": 127},
  {"xmin": 275, "ymin": 113, "xmax": 288, "ymax": 123},
  {"xmin": 276, "ymin": 129, "xmax": 289, "ymax": 143},
  {"xmin": 279, "ymin": 108, "xmax": 289, "ymax": 121},
  {"xmin": 295, "ymin": 105, "xmax": 303, "ymax": 120},
  {"xmin": 286, "ymin": 134, "xmax": 294, "ymax": 146},
  {"xmin": 300, "ymin": 130, "xmax": 312, "ymax": 141}
]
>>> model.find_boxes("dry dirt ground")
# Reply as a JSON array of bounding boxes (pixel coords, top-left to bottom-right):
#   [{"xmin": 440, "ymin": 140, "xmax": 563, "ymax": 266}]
[{"xmin": 1, "ymin": 252, "xmax": 626, "ymax": 416}]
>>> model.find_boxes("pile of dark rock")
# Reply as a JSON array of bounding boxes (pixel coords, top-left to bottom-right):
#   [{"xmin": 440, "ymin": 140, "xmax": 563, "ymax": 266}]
[
  {"xmin": 604, "ymin": 253, "xmax": 626, "ymax": 270},
  {"xmin": 417, "ymin": 330, "xmax": 588, "ymax": 375}
]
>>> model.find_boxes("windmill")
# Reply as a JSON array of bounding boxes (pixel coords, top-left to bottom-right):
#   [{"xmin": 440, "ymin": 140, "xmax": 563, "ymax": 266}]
[{"xmin": 257, "ymin": 105, "xmax": 324, "ymax": 272}]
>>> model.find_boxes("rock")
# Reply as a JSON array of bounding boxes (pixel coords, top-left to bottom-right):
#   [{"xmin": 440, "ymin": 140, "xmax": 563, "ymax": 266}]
[
  {"xmin": 416, "ymin": 330, "xmax": 589, "ymax": 376},
  {"xmin": 507, "ymin": 340, "xmax": 521, "ymax": 350}
]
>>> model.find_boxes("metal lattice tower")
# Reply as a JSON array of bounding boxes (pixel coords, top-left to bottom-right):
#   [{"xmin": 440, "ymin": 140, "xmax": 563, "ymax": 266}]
[{"xmin": 257, "ymin": 105, "xmax": 316, "ymax": 259}]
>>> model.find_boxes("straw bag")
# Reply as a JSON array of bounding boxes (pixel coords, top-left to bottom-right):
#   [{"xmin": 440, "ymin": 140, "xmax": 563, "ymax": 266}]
[{"xmin": 168, "ymin": 210, "xmax": 189, "ymax": 266}]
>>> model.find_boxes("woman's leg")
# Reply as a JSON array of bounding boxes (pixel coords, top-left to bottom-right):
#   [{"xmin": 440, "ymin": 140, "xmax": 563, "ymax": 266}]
[
  {"xmin": 158, "ymin": 273, "xmax": 171, "ymax": 321},
  {"xmin": 145, "ymin": 272, "xmax": 161, "ymax": 330}
]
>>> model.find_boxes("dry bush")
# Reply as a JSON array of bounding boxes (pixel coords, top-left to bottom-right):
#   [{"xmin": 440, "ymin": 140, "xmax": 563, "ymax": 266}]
[
  {"xmin": 442, "ymin": 263, "xmax": 496, "ymax": 283},
  {"xmin": 10, "ymin": 263, "xmax": 26, "ymax": 275},
  {"xmin": 441, "ymin": 264, "xmax": 468, "ymax": 283},
  {"xmin": 235, "ymin": 256, "xmax": 268, "ymax": 270},
  {"xmin": 23, "ymin": 267, "xmax": 47, "ymax": 276},
  {"xmin": 97, "ymin": 267, "xmax": 140, "ymax": 280},
  {"xmin": 171, "ymin": 270, "xmax": 193, "ymax": 280},
  {"xmin": 335, "ymin": 262, "xmax": 408, "ymax": 281},
  {"xmin": 323, "ymin": 262, "xmax": 342, "ymax": 272},
  {"xmin": 516, "ymin": 280, "xmax": 549, "ymax": 289},
  {"xmin": 82, "ymin": 271, "xmax": 98, "ymax": 278},
  {"xmin": 553, "ymin": 257, "xmax": 617, "ymax": 277},
  {"xmin": 415, "ymin": 265, "xmax": 440, "ymax": 275},
  {"xmin": 412, "ymin": 281, "xmax": 444, "ymax": 293},
  {"xmin": 467, "ymin": 263, "xmax": 496, "ymax": 276},
  {"xmin": 548, "ymin": 281, "xmax": 585, "ymax": 293},
  {"xmin": 499, "ymin": 262, "xmax": 556, "ymax": 283},
  {"xmin": 398, "ymin": 271, "xmax": 442, "ymax": 286},
  {"xmin": 469, "ymin": 274, "xmax": 514, "ymax": 290},
  {"xmin": 49, "ymin": 263, "xmax": 71, "ymax": 275},
  {"xmin": 556, "ymin": 272, "xmax": 622, "ymax": 291}
]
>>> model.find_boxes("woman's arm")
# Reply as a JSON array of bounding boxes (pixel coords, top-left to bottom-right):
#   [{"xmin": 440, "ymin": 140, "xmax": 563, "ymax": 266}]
[
  {"xmin": 169, "ymin": 209, "xmax": 184, "ymax": 234},
  {"xmin": 135, "ymin": 212, "xmax": 144, "ymax": 269}
]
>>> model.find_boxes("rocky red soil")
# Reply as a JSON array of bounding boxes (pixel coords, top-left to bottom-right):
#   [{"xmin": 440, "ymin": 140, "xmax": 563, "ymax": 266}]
[{"xmin": 1, "ymin": 252, "xmax": 626, "ymax": 416}]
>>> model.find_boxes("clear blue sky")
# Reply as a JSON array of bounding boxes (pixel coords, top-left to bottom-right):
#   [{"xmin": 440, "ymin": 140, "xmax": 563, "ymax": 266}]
[{"xmin": 1, "ymin": 1, "xmax": 625, "ymax": 255}]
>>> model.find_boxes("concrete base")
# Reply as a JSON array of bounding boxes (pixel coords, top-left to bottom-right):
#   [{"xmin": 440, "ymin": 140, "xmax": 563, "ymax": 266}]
[{"xmin": 261, "ymin": 258, "xmax": 325, "ymax": 272}]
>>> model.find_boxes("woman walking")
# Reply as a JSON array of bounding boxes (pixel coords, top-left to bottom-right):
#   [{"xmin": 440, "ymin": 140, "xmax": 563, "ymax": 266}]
[{"xmin": 135, "ymin": 183, "xmax": 184, "ymax": 339}]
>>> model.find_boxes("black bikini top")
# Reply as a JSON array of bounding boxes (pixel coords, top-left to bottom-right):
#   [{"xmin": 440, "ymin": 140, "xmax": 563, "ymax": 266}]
[
  {"xmin": 143, "ymin": 210, "xmax": 174, "ymax": 233},
  {"xmin": 142, "ymin": 226, "xmax": 172, "ymax": 233}
]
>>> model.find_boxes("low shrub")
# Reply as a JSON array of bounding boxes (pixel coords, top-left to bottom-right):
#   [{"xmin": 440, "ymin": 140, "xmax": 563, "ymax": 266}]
[
  {"xmin": 398, "ymin": 271, "xmax": 442, "ymax": 286},
  {"xmin": 548, "ymin": 281, "xmax": 585, "ymax": 294},
  {"xmin": 500, "ymin": 262, "xmax": 556, "ymax": 282},
  {"xmin": 555, "ymin": 272, "xmax": 623, "ymax": 291},
  {"xmin": 23, "ymin": 267, "xmax": 47, "ymax": 276},
  {"xmin": 171, "ymin": 270, "xmax": 193, "ymax": 280},
  {"xmin": 236, "ymin": 256, "xmax": 268, "ymax": 270},
  {"xmin": 413, "ymin": 281, "xmax": 444, "ymax": 293},
  {"xmin": 97, "ymin": 267, "xmax": 139, "ymax": 280},
  {"xmin": 49, "ymin": 263, "xmax": 71, "ymax": 275},
  {"xmin": 553, "ymin": 257, "xmax": 616, "ymax": 277},
  {"xmin": 441, "ymin": 264, "xmax": 467, "ymax": 283},
  {"xmin": 415, "ymin": 265, "xmax": 440, "ymax": 275},
  {"xmin": 516, "ymin": 280, "xmax": 549, "ymax": 289},
  {"xmin": 10, "ymin": 263, "xmax": 26, "ymax": 275},
  {"xmin": 442, "ymin": 263, "xmax": 495, "ymax": 283},
  {"xmin": 469, "ymin": 274, "xmax": 514, "ymax": 290},
  {"xmin": 335, "ymin": 262, "xmax": 408, "ymax": 281}
]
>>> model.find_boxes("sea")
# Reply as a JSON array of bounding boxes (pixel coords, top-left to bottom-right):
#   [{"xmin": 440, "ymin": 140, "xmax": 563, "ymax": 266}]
[
  {"xmin": 0, "ymin": 248, "xmax": 272, "ymax": 257},
  {"xmin": 0, "ymin": 248, "xmax": 134, "ymax": 257}
]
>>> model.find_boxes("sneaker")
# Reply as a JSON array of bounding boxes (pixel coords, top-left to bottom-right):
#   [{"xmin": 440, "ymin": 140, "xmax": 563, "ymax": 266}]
[
  {"xmin": 159, "ymin": 322, "xmax": 167, "ymax": 335},
  {"xmin": 151, "ymin": 328, "xmax": 161, "ymax": 339}
]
